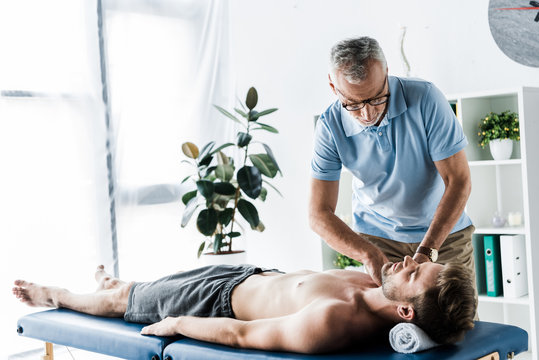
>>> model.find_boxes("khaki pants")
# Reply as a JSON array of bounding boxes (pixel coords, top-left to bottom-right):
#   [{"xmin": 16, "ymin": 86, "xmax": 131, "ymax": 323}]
[
  {"xmin": 361, "ymin": 225, "xmax": 475, "ymax": 270},
  {"xmin": 362, "ymin": 225, "xmax": 478, "ymax": 318}
]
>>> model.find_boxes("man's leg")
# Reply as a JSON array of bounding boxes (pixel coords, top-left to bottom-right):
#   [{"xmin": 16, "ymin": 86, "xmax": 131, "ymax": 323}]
[{"xmin": 12, "ymin": 266, "xmax": 132, "ymax": 318}]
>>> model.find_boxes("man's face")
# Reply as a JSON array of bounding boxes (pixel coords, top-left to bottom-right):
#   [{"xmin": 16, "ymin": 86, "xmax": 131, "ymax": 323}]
[
  {"xmin": 329, "ymin": 60, "xmax": 389, "ymax": 127},
  {"xmin": 381, "ymin": 256, "xmax": 444, "ymax": 302}
]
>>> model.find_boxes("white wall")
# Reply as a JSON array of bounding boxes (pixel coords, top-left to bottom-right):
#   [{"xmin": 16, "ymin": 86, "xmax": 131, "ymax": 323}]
[{"xmin": 229, "ymin": 0, "xmax": 539, "ymax": 271}]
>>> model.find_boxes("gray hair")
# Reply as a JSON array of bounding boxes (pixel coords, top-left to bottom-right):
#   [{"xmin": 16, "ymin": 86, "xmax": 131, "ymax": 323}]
[{"xmin": 329, "ymin": 37, "xmax": 387, "ymax": 84}]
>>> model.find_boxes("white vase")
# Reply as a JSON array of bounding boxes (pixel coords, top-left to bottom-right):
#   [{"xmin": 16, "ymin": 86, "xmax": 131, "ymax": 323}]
[
  {"xmin": 489, "ymin": 139, "xmax": 513, "ymax": 161},
  {"xmin": 199, "ymin": 250, "xmax": 247, "ymax": 266}
]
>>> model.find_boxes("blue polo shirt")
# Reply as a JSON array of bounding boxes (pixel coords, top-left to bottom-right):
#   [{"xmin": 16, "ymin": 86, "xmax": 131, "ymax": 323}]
[{"xmin": 311, "ymin": 76, "xmax": 472, "ymax": 243}]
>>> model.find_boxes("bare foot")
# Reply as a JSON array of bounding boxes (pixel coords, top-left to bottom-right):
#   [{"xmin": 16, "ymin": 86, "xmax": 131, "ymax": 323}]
[
  {"xmin": 12, "ymin": 280, "xmax": 58, "ymax": 308},
  {"xmin": 95, "ymin": 265, "xmax": 125, "ymax": 291}
]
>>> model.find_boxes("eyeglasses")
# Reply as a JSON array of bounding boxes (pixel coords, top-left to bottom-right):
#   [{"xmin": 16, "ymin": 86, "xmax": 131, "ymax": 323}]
[{"xmin": 338, "ymin": 77, "xmax": 390, "ymax": 112}]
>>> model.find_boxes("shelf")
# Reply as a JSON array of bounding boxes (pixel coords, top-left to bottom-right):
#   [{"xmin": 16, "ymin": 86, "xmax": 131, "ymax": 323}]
[
  {"xmin": 479, "ymin": 294, "xmax": 529, "ymax": 306},
  {"xmin": 469, "ymin": 159, "xmax": 522, "ymax": 167},
  {"xmin": 474, "ymin": 227, "xmax": 525, "ymax": 234}
]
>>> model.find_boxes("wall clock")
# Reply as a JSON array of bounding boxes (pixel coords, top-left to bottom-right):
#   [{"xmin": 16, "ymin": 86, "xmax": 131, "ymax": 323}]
[{"xmin": 489, "ymin": 0, "xmax": 539, "ymax": 67}]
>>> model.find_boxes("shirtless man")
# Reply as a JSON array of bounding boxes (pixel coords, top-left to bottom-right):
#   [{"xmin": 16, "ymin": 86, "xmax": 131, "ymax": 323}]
[{"xmin": 13, "ymin": 256, "xmax": 476, "ymax": 354}]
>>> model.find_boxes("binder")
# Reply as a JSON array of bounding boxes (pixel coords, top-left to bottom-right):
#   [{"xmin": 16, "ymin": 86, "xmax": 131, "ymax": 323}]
[
  {"xmin": 484, "ymin": 235, "xmax": 503, "ymax": 297},
  {"xmin": 500, "ymin": 235, "xmax": 528, "ymax": 298},
  {"xmin": 472, "ymin": 234, "xmax": 487, "ymax": 294}
]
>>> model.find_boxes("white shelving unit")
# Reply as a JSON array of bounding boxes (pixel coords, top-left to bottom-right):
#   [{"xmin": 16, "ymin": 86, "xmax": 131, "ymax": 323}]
[{"xmin": 447, "ymin": 87, "xmax": 539, "ymax": 360}]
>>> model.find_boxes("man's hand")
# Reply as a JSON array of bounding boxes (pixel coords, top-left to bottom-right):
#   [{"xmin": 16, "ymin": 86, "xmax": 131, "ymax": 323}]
[
  {"xmin": 413, "ymin": 252, "xmax": 431, "ymax": 264},
  {"xmin": 141, "ymin": 316, "xmax": 180, "ymax": 336},
  {"xmin": 363, "ymin": 245, "xmax": 389, "ymax": 286}
]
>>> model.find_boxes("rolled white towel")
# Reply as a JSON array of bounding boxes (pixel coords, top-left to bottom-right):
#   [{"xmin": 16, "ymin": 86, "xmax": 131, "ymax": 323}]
[{"xmin": 389, "ymin": 323, "xmax": 439, "ymax": 353}]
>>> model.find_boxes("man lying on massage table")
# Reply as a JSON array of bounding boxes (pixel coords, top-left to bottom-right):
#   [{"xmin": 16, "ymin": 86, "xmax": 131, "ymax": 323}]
[{"xmin": 12, "ymin": 255, "xmax": 475, "ymax": 354}]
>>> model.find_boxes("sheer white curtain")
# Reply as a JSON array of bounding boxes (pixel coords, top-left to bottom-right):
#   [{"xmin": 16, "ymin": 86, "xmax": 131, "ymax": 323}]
[
  {"xmin": 0, "ymin": 0, "xmax": 114, "ymax": 357},
  {"xmin": 103, "ymin": 0, "xmax": 235, "ymax": 281}
]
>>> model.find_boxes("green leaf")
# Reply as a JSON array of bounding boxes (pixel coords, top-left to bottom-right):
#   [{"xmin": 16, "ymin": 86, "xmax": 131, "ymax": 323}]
[
  {"xmin": 210, "ymin": 142, "xmax": 235, "ymax": 156},
  {"xmin": 249, "ymin": 154, "xmax": 278, "ymax": 178},
  {"xmin": 181, "ymin": 196, "xmax": 199, "ymax": 227},
  {"xmin": 234, "ymin": 108, "xmax": 248, "ymax": 118},
  {"xmin": 262, "ymin": 143, "xmax": 282, "ymax": 175},
  {"xmin": 228, "ymin": 231, "xmax": 241, "ymax": 238},
  {"xmin": 216, "ymin": 151, "xmax": 229, "ymax": 165},
  {"xmin": 252, "ymin": 122, "xmax": 279, "ymax": 134},
  {"xmin": 263, "ymin": 179, "xmax": 283, "ymax": 197},
  {"xmin": 204, "ymin": 166, "xmax": 217, "ymax": 178},
  {"xmin": 237, "ymin": 198, "xmax": 260, "ymax": 228},
  {"xmin": 212, "ymin": 194, "xmax": 231, "ymax": 211},
  {"xmin": 181, "ymin": 142, "xmax": 199, "ymax": 159},
  {"xmin": 181, "ymin": 190, "xmax": 197, "ymax": 205},
  {"xmin": 237, "ymin": 166, "xmax": 262, "ymax": 199},
  {"xmin": 197, "ymin": 241, "xmax": 206, "ymax": 258},
  {"xmin": 198, "ymin": 141, "xmax": 215, "ymax": 160},
  {"xmin": 259, "ymin": 187, "xmax": 267, "ymax": 201},
  {"xmin": 214, "ymin": 105, "xmax": 245, "ymax": 127},
  {"xmin": 181, "ymin": 159, "xmax": 195, "ymax": 166},
  {"xmin": 199, "ymin": 154, "xmax": 213, "ymax": 167},
  {"xmin": 196, "ymin": 180, "xmax": 214, "ymax": 199},
  {"xmin": 256, "ymin": 108, "xmax": 278, "ymax": 117},
  {"xmin": 214, "ymin": 182, "xmax": 236, "ymax": 195},
  {"xmin": 248, "ymin": 110, "xmax": 259, "ymax": 122},
  {"xmin": 181, "ymin": 175, "xmax": 192, "ymax": 184},
  {"xmin": 196, "ymin": 209, "xmax": 218, "ymax": 236},
  {"xmin": 215, "ymin": 164, "xmax": 234, "ymax": 182},
  {"xmin": 246, "ymin": 87, "xmax": 258, "ymax": 110},
  {"xmin": 219, "ymin": 208, "xmax": 234, "ymax": 227},
  {"xmin": 236, "ymin": 96, "xmax": 247, "ymax": 110},
  {"xmin": 237, "ymin": 132, "xmax": 253, "ymax": 147},
  {"xmin": 213, "ymin": 234, "xmax": 224, "ymax": 253}
]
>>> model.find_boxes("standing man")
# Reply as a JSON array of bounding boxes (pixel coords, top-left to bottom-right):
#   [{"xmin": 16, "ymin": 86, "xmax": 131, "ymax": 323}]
[{"xmin": 310, "ymin": 36, "xmax": 474, "ymax": 286}]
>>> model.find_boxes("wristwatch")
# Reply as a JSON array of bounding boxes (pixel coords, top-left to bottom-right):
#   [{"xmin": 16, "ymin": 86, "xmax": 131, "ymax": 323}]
[{"xmin": 416, "ymin": 246, "xmax": 439, "ymax": 262}]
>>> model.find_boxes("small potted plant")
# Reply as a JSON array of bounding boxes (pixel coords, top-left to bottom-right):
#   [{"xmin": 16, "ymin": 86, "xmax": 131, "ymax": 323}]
[
  {"xmin": 180, "ymin": 87, "xmax": 282, "ymax": 264},
  {"xmin": 477, "ymin": 110, "xmax": 520, "ymax": 160},
  {"xmin": 334, "ymin": 253, "xmax": 364, "ymax": 271}
]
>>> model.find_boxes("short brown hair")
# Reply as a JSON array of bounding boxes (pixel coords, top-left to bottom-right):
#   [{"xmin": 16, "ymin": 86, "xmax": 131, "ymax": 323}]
[{"xmin": 411, "ymin": 263, "xmax": 477, "ymax": 344}]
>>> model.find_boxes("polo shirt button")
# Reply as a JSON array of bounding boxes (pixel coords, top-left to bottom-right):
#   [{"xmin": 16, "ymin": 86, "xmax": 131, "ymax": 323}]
[{"xmin": 378, "ymin": 132, "xmax": 383, "ymax": 136}]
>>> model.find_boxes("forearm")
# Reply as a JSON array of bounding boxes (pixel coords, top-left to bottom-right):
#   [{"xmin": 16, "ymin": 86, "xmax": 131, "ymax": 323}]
[
  {"xmin": 422, "ymin": 180, "xmax": 471, "ymax": 249},
  {"xmin": 175, "ymin": 316, "xmax": 245, "ymax": 347},
  {"xmin": 309, "ymin": 208, "xmax": 375, "ymax": 262}
]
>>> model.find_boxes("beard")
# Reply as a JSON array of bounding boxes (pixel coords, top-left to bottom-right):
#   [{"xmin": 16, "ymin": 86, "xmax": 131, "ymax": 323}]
[
  {"xmin": 381, "ymin": 264, "xmax": 400, "ymax": 301},
  {"xmin": 355, "ymin": 105, "xmax": 387, "ymax": 127},
  {"xmin": 356, "ymin": 111, "xmax": 384, "ymax": 127}
]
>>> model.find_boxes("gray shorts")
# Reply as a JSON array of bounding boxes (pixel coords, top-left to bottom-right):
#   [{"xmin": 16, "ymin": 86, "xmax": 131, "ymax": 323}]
[{"xmin": 124, "ymin": 264, "xmax": 281, "ymax": 323}]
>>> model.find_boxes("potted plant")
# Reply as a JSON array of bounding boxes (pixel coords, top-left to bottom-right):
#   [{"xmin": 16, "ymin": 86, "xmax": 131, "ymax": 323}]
[
  {"xmin": 477, "ymin": 110, "xmax": 520, "ymax": 161},
  {"xmin": 334, "ymin": 253, "xmax": 364, "ymax": 272},
  {"xmin": 180, "ymin": 87, "xmax": 282, "ymax": 264}
]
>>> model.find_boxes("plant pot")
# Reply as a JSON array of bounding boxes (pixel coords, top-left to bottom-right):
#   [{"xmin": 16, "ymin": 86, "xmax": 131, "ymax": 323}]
[
  {"xmin": 199, "ymin": 250, "xmax": 247, "ymax": 266},
  {"xmin": 489, "ymin": 139, "xmax": 513, "ymax": 161}
]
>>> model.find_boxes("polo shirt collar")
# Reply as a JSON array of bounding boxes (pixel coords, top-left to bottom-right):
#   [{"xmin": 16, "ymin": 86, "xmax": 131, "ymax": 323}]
[{"xmin": 341, "ymin": 76, "xmax": 408, "ymax": 137}]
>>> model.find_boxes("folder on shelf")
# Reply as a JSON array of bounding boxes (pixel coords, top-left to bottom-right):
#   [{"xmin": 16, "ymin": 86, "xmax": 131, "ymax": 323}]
[
  {"xmin": 472, "ymin": 234, "xmax": 487, "ymax": 295},
  {"xmin": 500, "ymin": 235, "xmax": 528, "ymax": 298},
  {"xmin": 484, "ymin": 235, "xmax": 503, "ymax": 297}
]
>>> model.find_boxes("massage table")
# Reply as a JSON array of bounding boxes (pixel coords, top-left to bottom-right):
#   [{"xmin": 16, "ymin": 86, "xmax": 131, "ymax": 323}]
[{"xmin": 17, "ymin": 309, "xmax": 528, "ymax": 360}]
